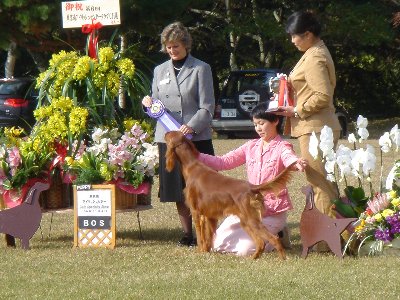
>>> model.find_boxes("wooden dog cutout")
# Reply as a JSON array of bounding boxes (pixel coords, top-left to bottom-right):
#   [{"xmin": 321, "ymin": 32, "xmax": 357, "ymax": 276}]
[
  {"xmin": 300, "ymin": 185, "xmax": 357, "ymax": 258},
  {"xmin": 1, "ymin": 181, "xmax": 50, "ymax": 249},
  {"xmin": 165, "ymin": 131, "xmax": 293, "ymax": 259}
]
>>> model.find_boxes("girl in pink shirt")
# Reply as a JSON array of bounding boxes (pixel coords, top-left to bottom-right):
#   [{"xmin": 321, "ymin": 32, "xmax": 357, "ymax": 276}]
[{"xmin": 198, "ymin": 102, "xmax": 307, "ymax": 256}]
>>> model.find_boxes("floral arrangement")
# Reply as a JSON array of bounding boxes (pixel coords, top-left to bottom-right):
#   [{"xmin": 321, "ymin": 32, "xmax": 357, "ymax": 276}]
[
  {"xmin": 309, "ymin": 116, "xmax": 400, "ymax": 218},
  {"xmin": 345, "ymin": 162, "xmax": 400, "ymax": 256},
  {"xmin": 0, "ymin": 127, "xmax": 54, "ymax": 207},
  {"xmin": 309, "ymin": 115, "xmax": 400, "ymax": 256},
  {"xmin": 66, "ymin": 118, "xmax": 158, "ymax": 188},
  {"xmin": 35, "ymin": 45, "xmax": 149, "ymax": 127}
]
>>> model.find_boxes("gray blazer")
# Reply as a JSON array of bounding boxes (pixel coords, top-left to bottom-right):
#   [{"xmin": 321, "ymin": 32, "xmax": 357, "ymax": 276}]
[{"xmin": 151, "ymin": 54, "xmax": 215, "ymax": 143}]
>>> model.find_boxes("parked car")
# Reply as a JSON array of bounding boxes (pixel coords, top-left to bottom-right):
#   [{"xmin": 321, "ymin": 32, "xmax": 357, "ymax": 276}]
[
  {"xmin": 0, "ymin": 77, "xmax": 38, "ymax": 132},
  {"xmin": 212, "ymin": 69, "xmax": 349, "ymax": 138}
]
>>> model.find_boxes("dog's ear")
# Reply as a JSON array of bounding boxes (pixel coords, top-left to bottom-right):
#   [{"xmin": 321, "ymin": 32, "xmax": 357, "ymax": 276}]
[
  {"xmin": 165, "ymin": 144, "xmax": 176, "ymax": 172},
  {"xmin": 187, "ymin": 138, "xmax": 199, "ymax": 156}
]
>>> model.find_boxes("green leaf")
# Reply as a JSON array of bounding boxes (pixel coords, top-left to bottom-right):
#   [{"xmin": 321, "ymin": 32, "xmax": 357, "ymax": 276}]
[
  {"xmin": 344, "ymin": 186, "xmax": 368, "ymax": 206},
  {"xmin": 332, "ymin": 198, "xmax": 357, "ymax": 218}
]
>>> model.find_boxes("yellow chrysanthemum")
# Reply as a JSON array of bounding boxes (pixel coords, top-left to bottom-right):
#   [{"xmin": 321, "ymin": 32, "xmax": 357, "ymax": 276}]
[
  {"xmin": 69, "ymin": 107, "xmax": 89, "ymax": 135},
  {"xmin": 389, "ymin": 190, "xmax": 397, "ymax": 199},
  {"xmin": 98, "ymin": 47, "xmax": 115, "ymax": 63},
  {"xmin": 65, "ymin": 156, "xmax": 74, "ymax": 166},
  {"xmin": 382, "ymin": 209, "xmax": 395, "ymax": 218},
  {"xmin": 116, "ymin": 58, "xmax": 135, "ymax": 78},
  {"xmin": 355, "ymin": 219, "xmax": 365, "ymax": 232},
  {"xmin": 374, "ymin": 213, "xmax": 383, "ymax": 222},
  {"xmin": 99, "ymin": 163, "xmax": 113, "ymax": 181},
  {"xmin": 391, "ymin": 197, "xmax": 400, "ymax": 207},
  {"xmin": 72, "ymin": 56, "xmax": 92, "ymax": 81}
]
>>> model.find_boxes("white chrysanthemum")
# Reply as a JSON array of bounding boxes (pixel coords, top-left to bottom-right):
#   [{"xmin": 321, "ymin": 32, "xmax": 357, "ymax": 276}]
[
  {"xmin": 386, "ymin": 161, "xmax": 400, "ymax": 190},
  {"xmin": 326, "ymin": 173, "xmax": 336, "ymax": 182},
  {"xmin": 336, "ymin": 145, "xmax": 352, "ymax": 178},
  {"xmin": 0, "ymin": 146, "xmax": 6, "ymax": 158},
  {"xmin": 348, "ymin": 133, "xmax": 357, "ymax": 144},
  {"xmin": 351, "ymin": 148, "xmax": 364, "ymax": 175},
  {"xmin": 309, "ymin": 131, "xmax": 319, "ymax": 160},
  {"xmin": 378, "ymin": 132, "xmax": 392, "ymax": 153},
  {"xmin": 390, "ymin": 124, "xmax": 400, "ymax": 151},
  {"xmin": 319, "ymin": 126, "xmax": 334, "ymax": 158},
  {"xmin": 357, "ymin": 127, "xmax": 369, "ymax": 141},
  {"xmin": 325, "ymin": 159, "xmax": 336, "ymax": 175},
  {"xmin": 91, "ymin": 127, "xmax": 107, "ymax": 143},
  {"xmin": 361, "ymin": 144, "xmax": 376, "ymax": 176},
  {"xmin": 356, "ymin": 115, "xmax": 368, "ymax": 128}
]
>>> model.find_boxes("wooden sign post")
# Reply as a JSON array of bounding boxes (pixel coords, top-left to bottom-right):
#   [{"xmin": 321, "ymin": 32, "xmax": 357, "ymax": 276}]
[{"xmin": 74, "ymin": 184, "xmax": 116, "ymax": 249}]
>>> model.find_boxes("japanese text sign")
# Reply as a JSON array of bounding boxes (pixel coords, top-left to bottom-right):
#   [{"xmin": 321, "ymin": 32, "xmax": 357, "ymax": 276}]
[
  {"xmin": 62, "ymin": 0, "xmax": 121, "ymax": 28},
  {"xmin": 74, "ymin": 184, "xmax": 116, "ymax": 249}
]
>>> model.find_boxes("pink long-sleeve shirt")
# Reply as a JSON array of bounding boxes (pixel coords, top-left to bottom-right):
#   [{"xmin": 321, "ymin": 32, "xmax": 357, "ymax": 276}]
[{"xmin": 198, "ymin": 135, "xmax": 299, "ymax": 217}]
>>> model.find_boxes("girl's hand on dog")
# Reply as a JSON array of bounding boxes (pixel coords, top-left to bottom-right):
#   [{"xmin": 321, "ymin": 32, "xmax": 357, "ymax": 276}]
[{"xmin": 293, "ymin": 158, "xmax": 307, "ymax": 172}]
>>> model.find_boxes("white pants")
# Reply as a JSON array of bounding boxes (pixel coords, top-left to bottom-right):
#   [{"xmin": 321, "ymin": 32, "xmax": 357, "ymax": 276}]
[{"xmin": 213, "ymin": 212, "xmax": 287, "ymax": 256}]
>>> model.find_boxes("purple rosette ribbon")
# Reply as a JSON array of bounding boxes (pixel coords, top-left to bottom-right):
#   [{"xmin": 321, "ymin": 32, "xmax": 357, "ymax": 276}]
[{"xmin": 146, "ymin": 98, "xmax": 192, "ymax": 139}]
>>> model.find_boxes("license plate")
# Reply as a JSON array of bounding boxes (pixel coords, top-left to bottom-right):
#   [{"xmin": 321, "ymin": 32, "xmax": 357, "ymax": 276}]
[{"xmin": 221, "ymin": 109, "xmax": 237, "ymax": 118}]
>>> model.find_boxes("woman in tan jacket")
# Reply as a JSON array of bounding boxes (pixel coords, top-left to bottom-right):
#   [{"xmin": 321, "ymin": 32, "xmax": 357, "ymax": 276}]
[{"xmin": 277, "ymin": 11, "xmax": 341, "ymax": 251}]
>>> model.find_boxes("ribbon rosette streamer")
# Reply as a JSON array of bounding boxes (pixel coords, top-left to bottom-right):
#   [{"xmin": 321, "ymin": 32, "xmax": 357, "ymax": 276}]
[
  {"xmin": 146, "ymin": 98, "xmax": 192, "ymax": 139},
  {"xmin": 82, "ymin": 20, "xmax": 103, "ymax": 59},
  {"xmin": 269, "ymin": 73, "xmax": 294, "ymax": 107}
]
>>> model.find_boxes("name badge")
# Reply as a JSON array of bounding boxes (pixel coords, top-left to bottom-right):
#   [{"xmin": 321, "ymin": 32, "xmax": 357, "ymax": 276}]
[{"xmin": 160, "ymin": 78, "xmax": 170, "ymax": 85}]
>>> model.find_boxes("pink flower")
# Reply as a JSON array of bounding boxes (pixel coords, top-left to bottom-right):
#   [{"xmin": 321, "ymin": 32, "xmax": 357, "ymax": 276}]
[
  {"xmin": 367, "ymin": 193, "xmax": 390, "ymax": 214},
  {"xmin": 7, "ymin": 146, "xmax": 21, "ymax": 168}
]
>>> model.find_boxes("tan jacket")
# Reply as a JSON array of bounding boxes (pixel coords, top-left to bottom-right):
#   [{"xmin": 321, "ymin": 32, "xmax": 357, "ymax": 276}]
[{"xmin": 289, "ymin": 40, "xmax": 341, "ymax": 137}]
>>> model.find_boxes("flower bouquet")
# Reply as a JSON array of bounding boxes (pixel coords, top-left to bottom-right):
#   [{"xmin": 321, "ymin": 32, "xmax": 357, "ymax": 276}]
[
  {"xmin": 345, "ymin": 162, "xmax": 400, "ymax": 256},
  {"xmin": 35, "ymin": 45, "xmax": 149, "ymax": 128},
  {"xmin": 65, "ymin": 118, "xmax": 158, "ymax": 192},
  {"xmin": 309, "ymin": 115, "xmax": 400, "ymax": 256},
  {"xmin": 0, "ymin": 127, "xmax": 54, "ymax": 208}
]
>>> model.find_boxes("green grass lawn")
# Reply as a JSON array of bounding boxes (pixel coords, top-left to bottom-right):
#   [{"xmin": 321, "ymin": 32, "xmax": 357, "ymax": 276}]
[{"xmin": 1, "ymin": 122, "xmax": 400, "ymax": 299}]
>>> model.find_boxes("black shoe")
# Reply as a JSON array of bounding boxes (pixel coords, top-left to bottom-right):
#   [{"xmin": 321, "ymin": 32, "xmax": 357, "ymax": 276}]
[
  {"xmin": 177, "ymin": 236, "xmax": 194, "ymax": 247},
  {"xmin": 190, "ymin": 237, "xmax": 197, "ymax": 247}
]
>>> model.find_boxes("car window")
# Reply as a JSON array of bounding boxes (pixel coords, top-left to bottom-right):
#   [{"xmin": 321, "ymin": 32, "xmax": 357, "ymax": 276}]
[
  {"xmin": 0, "ymin": 81, "xmax": 32, "ymax": 95},
  {"xmin": 222, "ymin": 72, "xmax": 276, "ymax": 98}
]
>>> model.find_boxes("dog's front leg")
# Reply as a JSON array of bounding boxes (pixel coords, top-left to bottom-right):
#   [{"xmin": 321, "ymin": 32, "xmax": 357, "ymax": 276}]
[
  {"xmin": 192, "ymin": 212, "xmax": 205, "ymax": 252},
  {"xmin": 203, "ymin": 218, "xmax": 218, "ymax": 252}
]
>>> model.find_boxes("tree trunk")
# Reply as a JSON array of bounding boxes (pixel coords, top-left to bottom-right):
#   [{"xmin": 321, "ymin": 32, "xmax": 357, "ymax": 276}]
[
  {"xmin": 225, "ymin": 0, "xmax": 239, "ymax": 71},
  {"xmin": 26, "ymin": 49, "xmax": 48, "ymax": 73},
  {"xmin": 5, "ymin": 41, "xmax": 17, "ymax": 78},
  {"xmin": 118, "ymin": 34, "xmax": 126, "ymax": 109}
]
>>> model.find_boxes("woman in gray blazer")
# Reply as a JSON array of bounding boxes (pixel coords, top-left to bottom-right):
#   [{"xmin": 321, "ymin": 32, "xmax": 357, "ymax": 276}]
[{"xmin": 142, "ymin": 22, "xmax": 215, "ymax": 247}]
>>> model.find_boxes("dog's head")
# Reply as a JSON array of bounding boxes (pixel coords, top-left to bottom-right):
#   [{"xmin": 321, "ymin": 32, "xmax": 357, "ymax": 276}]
[{"xmin": 165, "ymin": 131, "xmax": 199, "ymax": 172}]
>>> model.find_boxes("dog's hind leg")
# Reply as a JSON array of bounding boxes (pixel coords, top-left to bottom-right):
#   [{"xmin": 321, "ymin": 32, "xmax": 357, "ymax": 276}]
[
  {"xmin": 238, "ymin": 218, "xmax": 267, "ymax": 259},
  {"xmin": 254, "ymin": 224, "xmax": 286, "ymax": 260}
]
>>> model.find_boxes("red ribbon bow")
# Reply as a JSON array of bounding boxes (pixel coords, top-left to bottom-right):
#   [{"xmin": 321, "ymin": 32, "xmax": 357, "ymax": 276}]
[{"xmin": 82, "ymin": 19, "xmax": 103, "ymax": 59}]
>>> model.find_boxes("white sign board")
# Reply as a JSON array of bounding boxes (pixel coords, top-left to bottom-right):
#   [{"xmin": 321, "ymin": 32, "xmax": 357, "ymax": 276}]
[
  {"xmin": 74, "ymin": 184, "xmax": 116, "ymax": 248},
  {"xmin": 62, "ymin": 0, "xmax": 121, "ymax": 28}
]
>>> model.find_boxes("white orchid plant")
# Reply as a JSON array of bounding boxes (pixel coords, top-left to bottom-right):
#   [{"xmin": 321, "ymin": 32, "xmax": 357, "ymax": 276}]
[{"xmin": 309, "ymin": 115, "xmax": 400, "ymax": 219}]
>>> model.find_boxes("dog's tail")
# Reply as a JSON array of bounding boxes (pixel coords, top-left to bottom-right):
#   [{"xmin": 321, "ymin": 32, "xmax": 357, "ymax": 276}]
[{"xmin": 250, "ymin": 165, "xmax": 293, "ymax": 196}]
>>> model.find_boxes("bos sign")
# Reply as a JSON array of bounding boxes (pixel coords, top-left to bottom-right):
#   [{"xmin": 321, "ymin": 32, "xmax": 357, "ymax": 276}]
[{"xmin": 74, "ymin": 184, "xmax": 116, "ymax": 249}]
